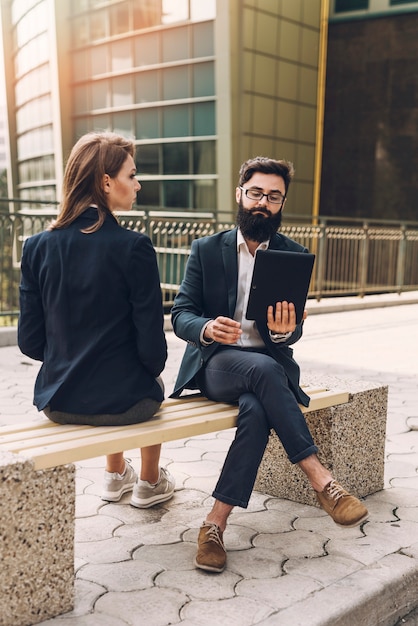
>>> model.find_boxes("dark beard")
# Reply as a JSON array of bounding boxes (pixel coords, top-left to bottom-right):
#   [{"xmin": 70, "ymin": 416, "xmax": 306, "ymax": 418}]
[{"xmin": 236, "ymin": 201, "xmax": 282, "ymax": 243}]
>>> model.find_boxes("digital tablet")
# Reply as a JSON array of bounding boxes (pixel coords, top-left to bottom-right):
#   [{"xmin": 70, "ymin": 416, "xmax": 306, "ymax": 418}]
[{"xmin": 245, "ymin": 249, "xmax": 315, "ymax": 324}]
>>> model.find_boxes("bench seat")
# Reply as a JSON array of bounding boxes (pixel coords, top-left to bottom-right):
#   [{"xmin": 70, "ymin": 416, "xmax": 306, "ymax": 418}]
[{"xmin": 0, "ymin": 388, "xmax": 349, "ymax": 470}]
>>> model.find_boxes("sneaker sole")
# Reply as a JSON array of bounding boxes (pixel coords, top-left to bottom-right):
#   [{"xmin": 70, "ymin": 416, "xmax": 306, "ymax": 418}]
[
  {"xmin": 193, "ymin": 557, "xmax": 225, "ymax": 573},
  {"xmin": 130, "ymin": 490, "xmax": 174, "ymax": 509},
  {"xmin": 101, "ymin": 483, "xmax": 135, "ymax": 502}
]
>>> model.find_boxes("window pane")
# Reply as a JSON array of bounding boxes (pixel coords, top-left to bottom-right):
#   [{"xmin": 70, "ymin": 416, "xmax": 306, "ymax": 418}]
[
  {"xmin": 75, "ymin": 117, "xmax": 90, "ymax": 137},
  {"xmin": 164, "ymin": 180, "xmax": 189, "ymax": 208},
  {"xmin": 192, "ymin": 21, "xmax": 214, "ymax": 58},
  {"xmin": 163, "ymin": 143, "xmax": 189, "ymax": 174},
  {"xmin": 112, "ymin": 76, "xmax": 133, "ymax": 106},
  {"xmin": 111, "ymin": 40, "xmax": 132, "ymax": 72},
  {"xmin": 193, "ymin": 102, "xmax": 215, "ymax": 136},
  {"xmin": 112, "ymin": 111, "xmax": 133, "ymax": 138},
  {"xmin": 135, "ymin": 71, "xmax": 159, "ymax": 103},
  {"xmin": 162, "ymin": 26, "xmax": 189, "ymax": 62},
  {"xmin": 72, "ymin": 16, "xmax": 89, "ymax": 48},
  {"xmin": 334, "ymin": 0, "xmax": 368, "ymax": 11},
  {"xmin": 137, "ymin": 144, "xmax": 160, "ymax": 174},
  {"xmin": 93, "ymin": 114, "xmax": 111, "ymax": 131},
  {"xmin": 162, "ymin": 0, "xmax": 188, "ymax": 24},
  {"xmin": 110, "ymin": 2, "xmax": 130, "ymax": 36},
  {"xmin": 91, "ymin": 45, "xmax": 109, "ymax": 75},
  {"xmin": 135, "ymin": 109, "xmax": 159, "ymax": 139},
  {"xmin": 74, "ymin": 85, "xmax": 89, "ymax": 113},
  {"xmin": 163, "ymin": 66, "xmax": 189, "ymax": 100},
  {"xmin": 191, "ymin": 0, "xmax": 216, "ymax": 21},
  {"xmin": 193, "ymin": 141, "xmax": 216, "ymax": 174},
  {"xmin": 193, "ymin": 62, "xmax": 214, "ymax": 97},
  {"xmin": 137, "ymin": 180, "xmax": 160, "ymax": 207},
  {"xmin": 73, "ymin": 50, "xmax": 89, "ymax": 81},
  {"xmin": 91, "ymin": 80, "xmax": 110, "ymax": 109},
  {"xmin": 163, "ymin": 105, "xmax": 190, "ymax": 137},
  {"xmin": 134, "ymin": 32, "xmax": 160, "ymax": 66},
  {"xmin": 194, "ymin": 179, "xmax": 216, "ymax": 211},
  {"xmin": 91, "ymin": 9, "xmax": 107, "ymax": 40},
  {"xmin": 133, "ymin": 3, "xmax": 162, "ymax": 30}
]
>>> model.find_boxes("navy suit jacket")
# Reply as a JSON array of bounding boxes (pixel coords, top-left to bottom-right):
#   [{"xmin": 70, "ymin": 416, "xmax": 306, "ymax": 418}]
[
  {"xmin": 18, "ymin": 208, "xmax": 167, "ymax": 414},
  {"xmin": 171, "ymin": 227, "xmax": 310, "ymax": 406}
]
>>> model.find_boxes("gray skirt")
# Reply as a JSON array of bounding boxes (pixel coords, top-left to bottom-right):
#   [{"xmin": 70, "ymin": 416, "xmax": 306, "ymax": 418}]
[{"xmin": 44, "ymin": 378, "xmax": 164, "ymax": 427}]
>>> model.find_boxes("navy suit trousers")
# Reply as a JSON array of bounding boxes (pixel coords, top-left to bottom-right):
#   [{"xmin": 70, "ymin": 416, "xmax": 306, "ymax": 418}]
[{"xmin": 197, "ymin": 346, "xmax": 318, "ymax": 508}]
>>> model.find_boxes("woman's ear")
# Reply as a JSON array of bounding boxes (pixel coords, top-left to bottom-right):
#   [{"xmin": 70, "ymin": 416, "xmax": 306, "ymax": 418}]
[{"xmin": 102, "ymin": 173, "xmax": 111, "ymax": 194}]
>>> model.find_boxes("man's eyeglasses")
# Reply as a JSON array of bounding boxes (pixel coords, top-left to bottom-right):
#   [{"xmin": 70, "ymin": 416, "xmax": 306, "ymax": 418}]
[{"xmin": 239, "ymin": 186, "xmax": 285, "ymax": 205}]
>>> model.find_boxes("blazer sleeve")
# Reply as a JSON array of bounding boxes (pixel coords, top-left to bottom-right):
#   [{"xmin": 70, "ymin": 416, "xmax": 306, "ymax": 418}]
[
  {"xmin": 18, "ymin": 239, "xmax": 46, "ymax": 361},
  {"xmin": 171, "ymin": 238, "xmax": 214, "ymax": 348},
  {"xmin": 128, "ymin": 235, "xmax": 167, "ymax": 378}
]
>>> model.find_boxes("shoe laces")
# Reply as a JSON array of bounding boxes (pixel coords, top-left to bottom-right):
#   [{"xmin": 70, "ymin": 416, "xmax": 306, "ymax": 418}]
[
  {"xmin": 326, "ymin": 480, "xmax": 345, "ymax": 502},
  {"xmin": 203, "ymin": 523, "xmax": 225, "ymax": 549}
]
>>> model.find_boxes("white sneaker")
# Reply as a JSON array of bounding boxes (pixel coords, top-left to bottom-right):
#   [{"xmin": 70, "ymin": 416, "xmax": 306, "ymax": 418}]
[
  {"xmin": 101, "ymin": 459, "xmax": 137, "ymax": 502},
  {"xmin": 131, "ymin": 467, "xmax": 175, "ymax": 508}
]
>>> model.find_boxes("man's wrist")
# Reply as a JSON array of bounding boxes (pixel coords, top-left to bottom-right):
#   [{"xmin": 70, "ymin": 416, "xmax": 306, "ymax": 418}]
[{"xmin": 269, "ymin": 329, "xmax": 292, "ymax": 342}]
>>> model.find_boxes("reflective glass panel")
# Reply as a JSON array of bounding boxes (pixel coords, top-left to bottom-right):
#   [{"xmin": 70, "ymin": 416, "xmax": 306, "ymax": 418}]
[
  {"xmin": 91, "ymin": 80, "xmax": 110, "ymax": 109},
  {"xmin": 162, "ymin": 26, "xmax": 189, "ymax": 62},
  {"xmin": 193, "ymin": 62, "xmax": 214, "ymax": 97},
  {"xmin": 163, "ymin": 66, "xmax": 189, "ymax": 100},
  {"xmin": 112, "ymin": 112, "xmax": 133, "ymax": 138},
  {"xmin": 110, "ymin": 2, "xmax": 130, "ymax": 36},
  {"xmin": 135, "ymin": 71, "xmax": 160, "ymax": 103},
  {"xmin": 111, "ymin": 40, "xmax": 132, "ymax": 72},
  {"xmin": 162, "ymin": 0, "xmax": 188, "ymax": 24},
  {"xmin": 112, "ymin": 77, "xmax": 133, "ymax": 106},
  {"xmin": 91, "ymin": 45, "xmax": 109, "ymax": 75},
  {"xmin": 193, "ymin": 141, "xmax": 216, "ymax": 174},
  {"xmin": 135, "ymin": 109, "xmax": 159, "ymax": 139},
  {"xmin": 194, "ymin": 179, "xmax": 216, "ymax": 210},
  {"xmin": 137, "ymin": 179, "xmax": 160, "ymax": 207},
  {"xmin": 192, "ymin": 21, "xmax": 214, "ymax": 57},
  {"xmin": 164, "ymin": 180, "xmax": 189, "ymax": 208},
  {"xmin": 193, "ymin": 102, "xmax": 215, "ymax": 136},
  {"xmin": 163, "ymin": 143, "xmax": 189, "ymax": 174},
  {"xmin": 163, "ymin": 105, "xmax": 190, "ymax": 137},
  {"xmin": 137, "ymin": 144, "xmax": 160, "ymax": 174},
  {"xmin": 134, "ymin": 32, "xmax": 160, "ymax": 66}
]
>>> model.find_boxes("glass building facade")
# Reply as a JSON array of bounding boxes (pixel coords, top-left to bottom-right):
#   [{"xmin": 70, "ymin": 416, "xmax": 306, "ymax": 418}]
[{"xmin": 1, "ymin": 0, "xmax": 327, "ymax": 221}]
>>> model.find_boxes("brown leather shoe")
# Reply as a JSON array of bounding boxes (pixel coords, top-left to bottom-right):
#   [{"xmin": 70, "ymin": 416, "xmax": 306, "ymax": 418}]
[
  {"xmin": 194, "ymin": 522, "xmax": 226, "ymax": 573},
  {"xmin": 316, "ymin": 480, "xmax": 369, "ymax": 527}
]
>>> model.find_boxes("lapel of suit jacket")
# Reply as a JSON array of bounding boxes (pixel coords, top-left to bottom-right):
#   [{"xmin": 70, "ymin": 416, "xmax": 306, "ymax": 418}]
[{"xmin": 221, "ymin": 228, "xmax": 239, "ymax": 317}]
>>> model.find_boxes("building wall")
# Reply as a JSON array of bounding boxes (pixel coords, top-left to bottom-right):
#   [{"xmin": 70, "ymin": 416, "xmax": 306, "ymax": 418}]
[
  {"xmin": 229, "ymin": 0, "xmax": 325, "ymax": 218},
  {"xmin": 322, "ymin": 4, "xmax": 418, "ymax": 221},
  {"xmin": 1, "ymin": 0, "xmax": 325, "ymax": 222}
]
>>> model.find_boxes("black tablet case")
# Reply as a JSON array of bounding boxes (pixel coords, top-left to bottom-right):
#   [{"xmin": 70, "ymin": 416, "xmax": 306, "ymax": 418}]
[{"xmin": 246, "ymin": 249, "xmax": 315, "ymax": 324}]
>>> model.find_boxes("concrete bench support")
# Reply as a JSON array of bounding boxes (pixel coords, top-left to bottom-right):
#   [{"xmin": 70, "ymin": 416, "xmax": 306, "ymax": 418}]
[
  {"xmin": 254, "ymin": 378, "xmax": 388, "ymax": 506},
  {"xmin": 0, "ymin": 450, "xmax": 75, "ymax": 626}
]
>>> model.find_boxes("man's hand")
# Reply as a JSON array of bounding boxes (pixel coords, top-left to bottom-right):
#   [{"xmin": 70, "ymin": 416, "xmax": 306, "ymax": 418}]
[
  {"xmin": 267, "ymin": 301, "xmax": 307, "ymax": 334},
  {"xmin": 204, "ymin": 316, "xmax": 242, "ymax": 344}
]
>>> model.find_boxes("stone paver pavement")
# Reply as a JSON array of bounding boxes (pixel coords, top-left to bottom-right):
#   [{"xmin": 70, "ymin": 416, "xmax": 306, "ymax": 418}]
[{"xmin": 0, "ymin": 299, "xmax": 417, "ymax": 626}]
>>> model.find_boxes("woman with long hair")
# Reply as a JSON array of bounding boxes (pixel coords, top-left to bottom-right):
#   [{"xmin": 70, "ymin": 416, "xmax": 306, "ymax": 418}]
[{"xmin": 18, "ymin": 131, "xmax": 174, "ymax": 508}]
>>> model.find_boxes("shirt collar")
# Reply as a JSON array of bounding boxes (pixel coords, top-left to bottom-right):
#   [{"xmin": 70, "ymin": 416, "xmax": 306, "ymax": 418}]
[{"xmin": 237, "ymin": 228, "xmax": 269, "ymax": 253}]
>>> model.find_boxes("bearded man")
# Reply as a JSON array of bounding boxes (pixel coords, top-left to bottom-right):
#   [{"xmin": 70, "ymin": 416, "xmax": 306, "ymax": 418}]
[{"xmin": 171, "ymin": 156, "xmax": 368, "ymax": 573}]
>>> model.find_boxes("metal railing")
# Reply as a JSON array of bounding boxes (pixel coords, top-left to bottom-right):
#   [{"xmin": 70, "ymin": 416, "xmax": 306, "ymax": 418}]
[{"xmin": 1, "ymin": 203, "xmax": 418, "ymax": 322}]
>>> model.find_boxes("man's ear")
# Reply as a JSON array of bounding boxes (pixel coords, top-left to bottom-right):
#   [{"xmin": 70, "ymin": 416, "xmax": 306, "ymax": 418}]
[
  {"xmin": 102, "ymin": 173, "xmax": 111, "ymax": 194},
  {"xmin": 235, "ymin": 186, "xmax": 241, "ymax": 204}
]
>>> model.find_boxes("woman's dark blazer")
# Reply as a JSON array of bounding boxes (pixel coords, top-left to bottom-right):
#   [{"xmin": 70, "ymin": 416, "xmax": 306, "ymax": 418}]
[
  {"xmin": 18, "ymin": 207, "xmax": 167, "ymax": 415},
  {"xmin": 170, "ymin": 227, "xmax": 310, "ymax": 407}
]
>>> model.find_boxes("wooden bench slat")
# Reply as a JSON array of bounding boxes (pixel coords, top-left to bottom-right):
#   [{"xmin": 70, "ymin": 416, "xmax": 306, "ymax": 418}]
[
  {"xmin": 0, "ymin": 389, "xmax": 350, "ymax": 470},
  {"xmin": 15, "ymin": 409, "xmax": 241, "ymax": 470},
  {"xmin": 2, "ymin": 402, "xmax": 238, "ymax": 450}
]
